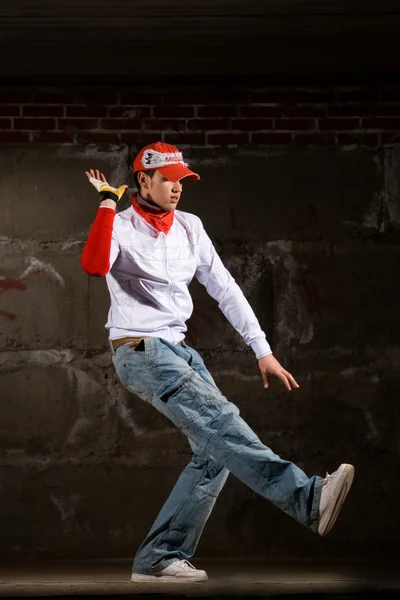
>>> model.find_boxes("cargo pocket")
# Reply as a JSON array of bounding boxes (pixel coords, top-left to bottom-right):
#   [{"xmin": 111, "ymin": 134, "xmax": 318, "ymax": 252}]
[{"xmin": 155, "ymin": 372, "xmax": 214, "ymax": 429}]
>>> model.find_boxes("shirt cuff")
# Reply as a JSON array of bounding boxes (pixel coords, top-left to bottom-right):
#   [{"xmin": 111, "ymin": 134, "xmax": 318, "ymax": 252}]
[{"xmin": 250, "ymin": 337, "xmax": 272, "ymax": 360}]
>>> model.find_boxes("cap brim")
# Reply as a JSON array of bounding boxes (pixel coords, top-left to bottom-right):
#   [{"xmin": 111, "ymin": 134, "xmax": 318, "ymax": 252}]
[{"xmin": 158, "ymin": 164, "xmax": 200, "ymax": 182}]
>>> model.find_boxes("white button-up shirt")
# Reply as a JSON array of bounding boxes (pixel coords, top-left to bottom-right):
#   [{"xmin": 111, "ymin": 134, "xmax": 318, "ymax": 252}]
[{"xmin": 103, "ymin": 195, "xmax": 272, "ymax": 359}]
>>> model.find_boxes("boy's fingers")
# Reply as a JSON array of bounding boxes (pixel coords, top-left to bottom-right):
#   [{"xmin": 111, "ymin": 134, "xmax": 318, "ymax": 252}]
[
  {"xmin": 284, "ymin": 371, "xmax": 299, "ymax": 388},
  {"xmin": 278, "ymin": 372, "xmax": 291, "ymax": 391}
]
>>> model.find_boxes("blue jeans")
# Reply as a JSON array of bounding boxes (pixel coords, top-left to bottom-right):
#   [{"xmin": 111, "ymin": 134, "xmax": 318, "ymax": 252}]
[{"xmin": 110, "ymin": 336, "xmax": 323, "ymax": 575}]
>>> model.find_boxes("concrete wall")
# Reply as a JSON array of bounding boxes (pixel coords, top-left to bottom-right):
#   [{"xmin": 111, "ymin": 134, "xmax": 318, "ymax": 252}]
[{"xmin": 1, "ymin": 86, "xmax": 400, "ymax": 561}]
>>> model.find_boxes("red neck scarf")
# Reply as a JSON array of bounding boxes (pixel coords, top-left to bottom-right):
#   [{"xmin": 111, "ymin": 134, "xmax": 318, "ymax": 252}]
[{"xmin": 131, "ymin": 192, "xmax": 174, "ymax": 234}]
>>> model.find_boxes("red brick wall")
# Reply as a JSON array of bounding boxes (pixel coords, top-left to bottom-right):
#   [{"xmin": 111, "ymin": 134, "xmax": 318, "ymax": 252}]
[{"xmin": 1, "ymin": 85, "xmax": 400, "ymax": 146}]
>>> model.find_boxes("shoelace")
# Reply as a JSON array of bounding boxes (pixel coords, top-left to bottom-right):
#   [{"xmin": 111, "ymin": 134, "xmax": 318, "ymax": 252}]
[
  {"xmin": 176, "ymin": 560, "xmax": 196, "ymax": 570},
  {"xmin": 323, "ymin": 470, "xmax": 337, "ymax": 486}
]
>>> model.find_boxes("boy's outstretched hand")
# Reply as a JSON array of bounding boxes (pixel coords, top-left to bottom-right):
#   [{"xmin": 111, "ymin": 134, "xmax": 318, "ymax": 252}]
[{"xmin": 258, "ymin": 354, "xmax": 300, "ymax": 391}]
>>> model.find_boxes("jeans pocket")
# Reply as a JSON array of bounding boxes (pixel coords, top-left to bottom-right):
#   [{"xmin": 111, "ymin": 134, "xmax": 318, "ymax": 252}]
[
  {"xmin": 114, "ymin": 347, "xmax": 153, "ymax": 402},
  {"xmin": 154, "ymin": 373, "xmax": 214, "ymax": 429},
  {"xmin": 112, "ymin": 343, "xmax": 131, "ymax": 369}
]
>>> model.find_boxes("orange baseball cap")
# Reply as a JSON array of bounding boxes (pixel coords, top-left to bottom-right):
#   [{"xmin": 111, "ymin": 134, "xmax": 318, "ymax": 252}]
[{"xmin": 133, "ymin": 142, "xmax": 200, "ymax": 182}]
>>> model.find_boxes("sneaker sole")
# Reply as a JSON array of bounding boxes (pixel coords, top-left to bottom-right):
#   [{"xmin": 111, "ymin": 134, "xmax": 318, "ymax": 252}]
[
  {"xmin": 131, "ymin": 573, "xmax": 208, "ymax": 583},
  {"xmin": 318, "ymin": 464, "xmax": 355, "ymax": 537}
]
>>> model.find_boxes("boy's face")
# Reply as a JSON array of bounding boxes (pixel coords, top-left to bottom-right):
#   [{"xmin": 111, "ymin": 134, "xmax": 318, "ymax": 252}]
[{"xmin": 139, "ymin": 169, "xmax": 183, "ymax": 211}]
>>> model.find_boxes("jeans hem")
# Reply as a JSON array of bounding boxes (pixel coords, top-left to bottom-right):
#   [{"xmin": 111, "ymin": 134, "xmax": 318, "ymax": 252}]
[
  {"xmin": 133, "ymin": 460, "xmax": 206, "ymax": 574},
  {"xmin": 132, "ymin": 557, "xmax": 179, "ymax": 575},
  {"xmin": 309, "ymin": 476, "xmax": 324, "ymax": 533}
]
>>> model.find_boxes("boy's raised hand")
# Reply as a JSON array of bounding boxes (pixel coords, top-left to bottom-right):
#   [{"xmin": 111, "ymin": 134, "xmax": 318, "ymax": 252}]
[{"xmin": 85, "ymin": 169, "xmax": 128, "ymax": 204}]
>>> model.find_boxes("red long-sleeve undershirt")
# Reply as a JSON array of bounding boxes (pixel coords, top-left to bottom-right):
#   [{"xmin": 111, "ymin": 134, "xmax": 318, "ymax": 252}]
[{"xmin": 81, "ymin": 207, "xmax": 116, "ymax": 277}]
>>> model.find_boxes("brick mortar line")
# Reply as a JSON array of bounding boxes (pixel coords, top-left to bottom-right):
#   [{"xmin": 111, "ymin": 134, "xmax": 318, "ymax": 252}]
[
  {"xmin": 8, "ymin": 121, "xmax": 400, "ymax": 128},
  {"xmin": 5, "ymin": 106, "xmax": 400, "ymax": 119},
  {"xmin": 0, "ymin": 86, "xmax": 399, "ymax": 98},
  {"xmin": 0, "ymin": 130, "xmax": 397, "ymax": 137},
  {"xmin": 0, "ymin": 136, "xmax": 392, "ymax": 146},
  {"xmin": 8, "ymin": 116, "xmax": 400, "ymax": 129}
]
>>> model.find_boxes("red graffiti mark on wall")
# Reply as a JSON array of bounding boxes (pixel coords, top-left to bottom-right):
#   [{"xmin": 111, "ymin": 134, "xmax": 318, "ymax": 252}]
[
  {"xmin": 0, "ymin": 277, "xmax": 28, "ymax": 320},
  {"xmin": 0, "ymin": 278, "xmax": 28, "ymax": 294},
  {"xmin": 0, "ymin": 309, "xmax": 16, "ymax": 320},
  {"xmin": 0, "ymin": 258, "xmax": 64, "ymax": 321}
]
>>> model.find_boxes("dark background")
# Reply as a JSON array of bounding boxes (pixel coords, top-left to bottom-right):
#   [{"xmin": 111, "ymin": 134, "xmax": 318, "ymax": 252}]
[
  {"xmin": 1, "ymin": 0, "xmax": 400, "ymax": 82},
  {"xmin": 0, "ymin": 0, "xmax": 399, "ymax": 562}
]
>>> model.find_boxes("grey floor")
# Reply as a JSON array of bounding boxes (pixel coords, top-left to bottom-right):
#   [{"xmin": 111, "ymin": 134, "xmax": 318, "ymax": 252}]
[{"xmin": 0, "ymin": 559, "xmax": 399, "ymax": 597}]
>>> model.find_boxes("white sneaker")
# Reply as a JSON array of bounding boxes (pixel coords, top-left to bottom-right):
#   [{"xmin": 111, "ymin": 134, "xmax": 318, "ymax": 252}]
[
  {"xmin": 131, "ymin": 559, "xmax": 208, "ymax": 583},
  {"xmin": 318, "ymin": 463, "xmax": 355, "ymax": 536}
]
